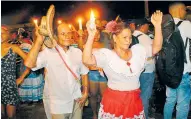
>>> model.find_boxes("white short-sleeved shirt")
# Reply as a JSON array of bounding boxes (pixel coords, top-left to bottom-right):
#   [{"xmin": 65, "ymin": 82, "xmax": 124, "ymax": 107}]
[
  {"xmin": 133, "ymin": 30, "xmax": 155, "ymax": 73},
  {"xmin": 93, "ymin": 44, "xmax": 147, "ymax": 91},
  {"xmin": 32, "ymin": 45, "xmax": 89, "ymax": 114},
  {"xmin": 174, "ymin": 18, "xmax": 191, "ymax": 74}
]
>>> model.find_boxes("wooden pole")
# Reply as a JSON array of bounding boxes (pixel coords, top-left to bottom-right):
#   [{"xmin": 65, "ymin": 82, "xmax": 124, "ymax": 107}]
[{"xmin": 144, "ymin": 0, "xmax": 149, "ymax": 17}]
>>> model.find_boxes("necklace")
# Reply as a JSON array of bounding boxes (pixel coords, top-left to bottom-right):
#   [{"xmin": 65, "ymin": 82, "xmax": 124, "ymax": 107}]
[{"xmin": 114, "ymin": 49, "xmax": 133, "ymax": 73}]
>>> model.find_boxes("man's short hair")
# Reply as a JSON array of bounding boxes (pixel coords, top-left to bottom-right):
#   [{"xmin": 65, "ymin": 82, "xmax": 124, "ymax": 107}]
[
  {"xmin": 135, "ymin": 18, "xmax": 150, "ymax": 29},
  {"xmin": 169, "ymin": 2, "xmax": 185, "ymax": 12}
]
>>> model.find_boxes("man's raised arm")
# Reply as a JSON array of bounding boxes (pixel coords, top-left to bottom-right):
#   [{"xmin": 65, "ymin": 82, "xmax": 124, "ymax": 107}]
[{"xmin": 24, "ymin": 27, "xmax": 45, "ymax": 68}]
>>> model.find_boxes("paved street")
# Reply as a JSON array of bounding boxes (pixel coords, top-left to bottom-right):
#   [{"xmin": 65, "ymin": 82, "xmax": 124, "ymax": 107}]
[
  {"xmin": 15, "ymin": 101, "xmax": 191, "ymax": 119},
  {"xmin": 15, "ymin": 103, "xmax": 165, "ymax": 119},
  {"xmin": 16, "ymin": 103, "xmax": 95, "ymax": 119}
]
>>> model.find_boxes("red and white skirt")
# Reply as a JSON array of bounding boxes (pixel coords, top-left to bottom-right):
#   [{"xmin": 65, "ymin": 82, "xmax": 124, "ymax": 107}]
[{"xmin": 98, "ymin": 88, "xmax": 145, "ymax": 119}]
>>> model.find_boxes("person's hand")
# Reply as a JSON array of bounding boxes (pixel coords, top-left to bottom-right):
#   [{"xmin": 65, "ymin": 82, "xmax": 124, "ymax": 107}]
[
  {"xmin": 35, "ymin": 26, "xmax": 45, "ymax": 42},
  {"xmin": 151, "ymin": 10, "xmax": 163, "ymax": 27},
  {"xmin": 16, "ymin": 77, "xmax": 24, "ymax": 86},
  {"xmin": 86, "ymin": 20, "xmax": 97, "ymax": 39},
  {"xmin": 33, "ymin": 22, "xmax": 45, "ymax": 45},
  {"xmin": 76, "ymin": 93, "xmax": 88, "ymax": 109}
]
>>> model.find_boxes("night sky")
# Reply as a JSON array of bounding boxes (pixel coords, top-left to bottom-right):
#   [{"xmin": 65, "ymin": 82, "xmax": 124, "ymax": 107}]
[{"xmin": 2, "ymin": 1, "xmax": 191, "ymax": 25}]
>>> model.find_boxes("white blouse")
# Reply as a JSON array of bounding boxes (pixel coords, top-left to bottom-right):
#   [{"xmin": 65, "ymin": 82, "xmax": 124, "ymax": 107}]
[{"xmin": 93, "ymin": 44, "xmax": 147, "ymax": 91}]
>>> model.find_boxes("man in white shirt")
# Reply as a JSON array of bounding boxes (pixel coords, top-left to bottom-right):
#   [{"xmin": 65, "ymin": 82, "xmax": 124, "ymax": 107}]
[
  {"xmin": 163, "ymin": 2, "xmax": 191, "ymax": 119},
  {"xmin": 133, "ymin": 19, "xmax": 155, "ymax": 119},
  {"xmin": 24, "ymin": 23, "xmax": 89, "ymax": 119}
]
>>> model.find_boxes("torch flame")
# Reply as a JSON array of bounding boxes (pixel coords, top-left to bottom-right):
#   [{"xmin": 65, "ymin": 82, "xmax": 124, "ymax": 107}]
[
  {"xmin": 78, "ymin": 18, "xmax": 82, "ymax": 23},
  {"xmin": 33, "ymin": 19, "xmax": 38, "ymax": 24},
  {"xmin": 33, "ymin": 19, "xmax": 38, "ymax": 27},
  {"xmin": 68, "ymin": 24, "xmax": 72, "ymax": 29},
  {"xmin": 89, "ymin": 9, "xmax": 96, "ymax": 30},
  {"xmin": 58, "ymin": 20, "xmax": 62, "ymax": 24},
  {"xmin": 90, "ymin": 10, "xmax": 95, "ymax": 21},
  {"xmin": 78, "ymin": 18, "xmax": 82, "ymax": 30}
]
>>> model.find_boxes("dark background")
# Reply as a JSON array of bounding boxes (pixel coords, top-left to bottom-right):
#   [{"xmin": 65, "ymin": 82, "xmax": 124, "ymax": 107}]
[{"xmin": 2, "ymin": 1, "xmax": 191, "ymax": 25}]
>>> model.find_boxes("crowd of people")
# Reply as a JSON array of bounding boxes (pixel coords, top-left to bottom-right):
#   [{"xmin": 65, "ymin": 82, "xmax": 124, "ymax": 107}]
[{"xmin": 1, "ymin": 2, "xmax": 191, "ymax": 119}]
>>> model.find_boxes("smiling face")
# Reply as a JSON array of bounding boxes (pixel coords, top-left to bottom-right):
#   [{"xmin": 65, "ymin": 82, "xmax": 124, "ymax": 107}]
[
  {"xmin": 57, "ymin": 23, "xmax": 73, "ymax": 47},
  {"xmin": 113, "ymin": 28, "xmax": 132, "ymax": 50}
]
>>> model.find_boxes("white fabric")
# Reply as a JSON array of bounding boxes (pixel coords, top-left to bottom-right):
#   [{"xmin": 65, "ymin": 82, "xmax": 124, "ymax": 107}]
[
  {"xmin": 43, "ymin": 75, "xmax": 51, "ymax": 119},
  {"xmin": 93, "ymin": 44, "xmax": 147, "ymax": 91},
  {"xmin": 133, "ymin": 30, "xmax": 155, "ymax": 73},
  {"xmin": 174, "ymin": 18, "xmax": 191, "ymax": 74},
  {"xmin": 32, "ymin": 45, "xmax": 89, "ymax": 114},
  {"xmin": 18, "ymin": 74, "xmax": 44, "ymax": 102}
]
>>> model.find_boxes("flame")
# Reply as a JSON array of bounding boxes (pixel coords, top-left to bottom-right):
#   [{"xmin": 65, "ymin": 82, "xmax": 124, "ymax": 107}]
[
  {"xmin": 78, "ymin": 18, "xmax": 82, "ymax": 23},
  {"xmin": 68, "ymin": 24, "xmax": 72, "ymax": 29},
  {"xmin": 58, "ymin": 20, "xmax": 62, "ymax": 24},
  {"xmin": 33, "ymin": 19, "xmax": 38, "ymax": 24},
  {"xmin": 90, "ymin": 10, "xmax": 95, "ymax": 21},
  {"xmin": 78, "ymin": 18, "xmax": 82, "ymax": 30}
]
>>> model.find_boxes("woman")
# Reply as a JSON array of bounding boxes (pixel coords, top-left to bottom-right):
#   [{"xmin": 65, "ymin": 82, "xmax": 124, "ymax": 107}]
[
  {"xmin": 83, "ymin": 10, "xmax": 163, "ymax": 119},
  {"xmin": 1, "ymin": 26, "xmax": 30, "ymax": 118},
  {"xmin": 88, "ymin": 30, "xmax": 108, "ymax": 119},
  {"xmin": 18, "ymin": 30, "xmax": 44, "ymax": 103}
]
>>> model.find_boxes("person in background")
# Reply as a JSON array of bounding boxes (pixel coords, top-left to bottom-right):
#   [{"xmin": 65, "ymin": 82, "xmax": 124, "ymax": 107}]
[
  {"xmin": 163, "ymin": 2, "xmax": 191, "ymax": 119},
  {"xmin": 18, "ymin": 29, "xmax": 44, "ymax": 104},
  {"xmin": 128, "ymin": 19, "xmax": 136, "ymax": 32},
  {"xmin": 133, "ymin": 18, "xmax": 155, "ymax": 119},
  {"xmin": 186, "ymin": 6, "xmax": 191, "ymax": 22},
  {"xmin": 1, "ymin": 25, "xmax": 30, "ymax": 119},
  {"xmin": 87, "ymin": 29, "xmax": 108, "ymax": 119}
]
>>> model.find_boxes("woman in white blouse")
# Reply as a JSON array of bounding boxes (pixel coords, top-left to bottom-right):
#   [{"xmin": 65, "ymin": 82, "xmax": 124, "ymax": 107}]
[{"xmin": 83, "ymin": 10, "xmax": 163, "ymax": 119}]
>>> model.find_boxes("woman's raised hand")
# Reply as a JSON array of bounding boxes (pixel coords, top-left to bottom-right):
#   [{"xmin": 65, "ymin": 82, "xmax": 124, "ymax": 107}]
[
  {"xmin": 151, "ymin": 10, "xmax": 163, "ymax": 27},
  {"xmin": 86, "ymin": 20, "xmax": 97, "ymax": 39}
]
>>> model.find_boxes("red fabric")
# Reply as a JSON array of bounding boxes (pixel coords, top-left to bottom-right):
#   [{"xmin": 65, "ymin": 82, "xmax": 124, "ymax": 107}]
[
  {"xmin": 22, "ymin": 38, "xmax": 32, "ymax": 45},
  {"xmin": 101, "ymin": 88, "xmax": 144, "ymax": 119}
]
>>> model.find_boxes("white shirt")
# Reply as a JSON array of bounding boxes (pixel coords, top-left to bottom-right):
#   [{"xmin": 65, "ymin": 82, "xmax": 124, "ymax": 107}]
[
  {"xmin": 133, "ymin": 30, "xmax": 155, "ymax": 73},
  {"xmin": 93, "ymin": 44, "xmax": 147, "ymax": 91},
  {"xmin": 174, "ymin": 18, "xmax": 191, "ymax": 74},
  {"xmin": 32, "ymin": 45, "xmax": 89, "ymax": 114}
]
